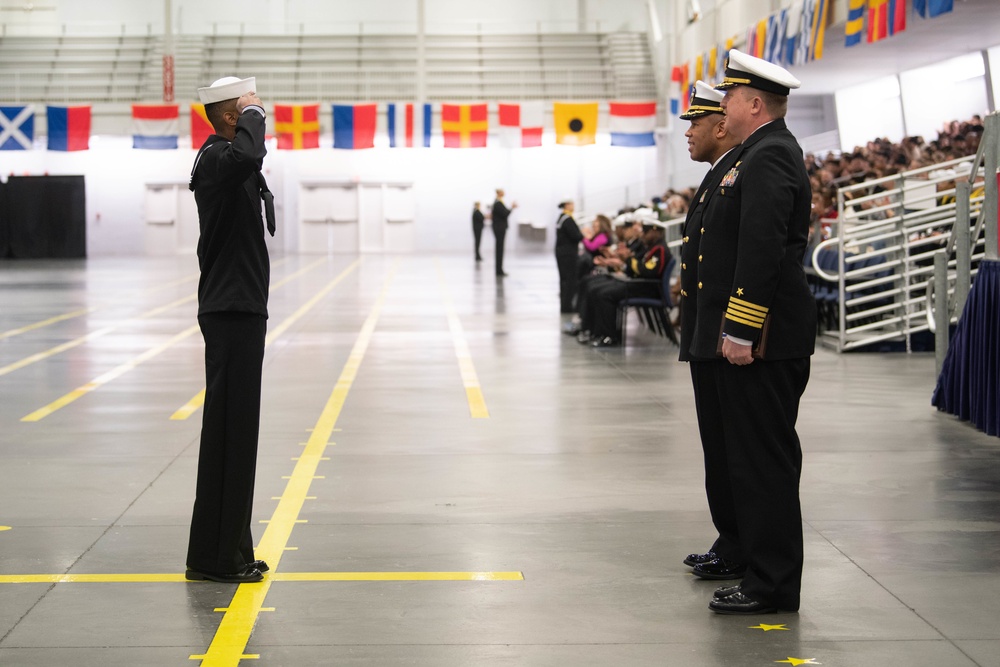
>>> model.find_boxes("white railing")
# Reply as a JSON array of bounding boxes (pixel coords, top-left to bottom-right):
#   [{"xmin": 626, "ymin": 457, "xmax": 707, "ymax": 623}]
[{"xmin": 810, "ymin": 155, "xmax": 987, "ymax": 352}]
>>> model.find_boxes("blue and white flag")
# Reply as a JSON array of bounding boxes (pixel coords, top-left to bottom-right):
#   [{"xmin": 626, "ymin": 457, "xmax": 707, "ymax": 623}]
[{"xmin": 0, "ymin": 105, "xmax": 35, "ymax": 150}]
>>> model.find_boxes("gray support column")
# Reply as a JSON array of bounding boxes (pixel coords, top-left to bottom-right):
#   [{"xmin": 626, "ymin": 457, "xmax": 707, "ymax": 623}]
[
  {"xmin": 416, "ymin": 0, "xmax": 427, "ymax": 108},
  {"xmin": 934, "ymin": 252, "xmax": 949, "ymax": 376},
  {"xmin": 985, "ymin": 113, "xmax": 999, "ymax": 261},
  {"xmin": 954, "ymin": 181, "xmax": 971, "ymax": 315},
  {"xmin": 162, "ymin": 0, "xmax": 175, "ymax": 102}
]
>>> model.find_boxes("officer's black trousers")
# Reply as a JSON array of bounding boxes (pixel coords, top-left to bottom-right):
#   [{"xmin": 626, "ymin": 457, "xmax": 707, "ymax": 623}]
[{"xmin": 690, "ymin": 356, "xmax": 810, "ymax": 611}]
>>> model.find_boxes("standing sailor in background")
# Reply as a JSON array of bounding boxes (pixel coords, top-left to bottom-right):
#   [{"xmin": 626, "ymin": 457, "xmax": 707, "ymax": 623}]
[
  {"xmin": 472, "ymin": 201, "xmax": 485, "ymax": 263},
  {"xmin": 554, "ymin": 200, "xmax": 583, "ymax": 313},
  {"xmin": 492, "ymin": 188, "xmax": 517, "ymax": 277},
  {"xmin": 186, "ymin": 75, "xmax": 275, "ymax": 584}
]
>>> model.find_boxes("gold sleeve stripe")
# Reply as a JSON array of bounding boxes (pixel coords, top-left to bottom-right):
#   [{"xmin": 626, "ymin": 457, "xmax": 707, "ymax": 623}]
[
  {"xmin": 631, "ymin": 258, "xmax": 639, "ymax": 273},
  {"xmin": 725, "ymin": 312, "xmax": 764, "ymax": 329},
  {"xmin": 726, "ymin": 304, "xmax": 766, "ymax": 324},
  {"xmin": 727, "ymin": 301, "xmax": 765, "ymax": 317},
  {"xmin": 729, "ymin": 296, "xmax": 768, "ymax": 314}
]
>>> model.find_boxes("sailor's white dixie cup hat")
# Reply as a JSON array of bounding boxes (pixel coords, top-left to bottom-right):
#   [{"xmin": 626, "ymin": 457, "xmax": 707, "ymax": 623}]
[{"xmin": 198, "ymin": 76, "xmax": 256, "ymax": 104}]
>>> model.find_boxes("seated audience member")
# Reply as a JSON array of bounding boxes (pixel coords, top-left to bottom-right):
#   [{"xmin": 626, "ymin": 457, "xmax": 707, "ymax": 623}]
[
  {"xmin": 576, "ymin": 213, "xmax": 615, "ymax": 279},
  {"xmin": 563, "ymin": 214, "xmax": 646, "ymax": 337},
  {"xmin": 578, "ymin": 213, "xmax": 671, "ymax": 348}
]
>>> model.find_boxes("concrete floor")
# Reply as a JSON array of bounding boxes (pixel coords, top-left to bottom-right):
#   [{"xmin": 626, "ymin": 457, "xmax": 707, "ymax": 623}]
[{"xmin": 0, "ymin": 253, "xmax": 998, "ymax": 667}]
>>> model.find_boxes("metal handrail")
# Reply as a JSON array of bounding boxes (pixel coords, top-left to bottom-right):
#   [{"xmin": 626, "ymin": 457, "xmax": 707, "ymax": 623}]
[{"xmin": 817, "ymin": 150, "xmax": 987, "ymax": 352}]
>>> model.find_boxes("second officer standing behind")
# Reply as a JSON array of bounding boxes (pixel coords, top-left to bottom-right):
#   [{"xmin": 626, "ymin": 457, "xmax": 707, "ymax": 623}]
[{"xmin": 680, "ymin": 51, "xmax": 816, "ymax": 615}]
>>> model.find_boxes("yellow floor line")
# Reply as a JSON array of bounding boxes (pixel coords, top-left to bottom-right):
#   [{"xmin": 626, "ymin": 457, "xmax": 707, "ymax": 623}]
[
  {"xmin": 0, "ymin": 325, "xmax": 117, "ymax": 378},
  {"xmin": 0, "ymin": 308, "xmax": 95, "ymax": 341},
  {"xmin": 433, "ymin": 260, "xmax": 490, "ymax": 419},
  {"xmin": 170, "ymin": 258, "xmax": 362, "ymax": 421},
  {"xmin": 21, "ymin": 325, "xmax": 201, "ymax": 422},
  {"xmin": 0, "ymin": 259, "xmax": 311, "ymax": 384},
  {"xmin": 0, "ymin": 571, "xmax": 523, "ymax": 584},
  {"xmin": 193, "ymin": 261, "xmax": 397, "ymax": 667}
]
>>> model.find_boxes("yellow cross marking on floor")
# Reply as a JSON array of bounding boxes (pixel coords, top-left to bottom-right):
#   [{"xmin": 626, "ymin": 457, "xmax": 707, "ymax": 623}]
[
  {"xmin": 750, "ymin": 623, "xmax": 790, "ymax": 631},
  {"xmin": 775, "ymin": 658, "xmax": 821, "ymax": 666}
]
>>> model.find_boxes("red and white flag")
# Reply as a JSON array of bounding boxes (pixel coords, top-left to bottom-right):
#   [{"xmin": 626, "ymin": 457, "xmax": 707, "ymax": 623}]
[{"xmin": 497, "ymin": 102, "xmax": 543, "ymax": 148}]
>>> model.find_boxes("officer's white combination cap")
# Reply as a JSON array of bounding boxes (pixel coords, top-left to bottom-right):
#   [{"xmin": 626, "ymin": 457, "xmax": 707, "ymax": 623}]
[
  {"xmin": 198, "ymin": 76, "xmax": 256, "ymax": 104},
  {"xmin": 716, "ymin": 49, "xmax": 800, "ymax": 96},
  {"xmin": 680, "ymin": 80, "xmax": 726, "ymax": 120}
]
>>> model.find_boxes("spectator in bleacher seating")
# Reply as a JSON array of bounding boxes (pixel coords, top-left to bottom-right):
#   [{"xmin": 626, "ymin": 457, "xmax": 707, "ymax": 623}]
[
  {"xmin": 555, "ymin": 200, "xmax": 583, "ymax": 314},
  {"xmin": 492, "ymin": 188, "xmax": 516, "ymax": 277}
]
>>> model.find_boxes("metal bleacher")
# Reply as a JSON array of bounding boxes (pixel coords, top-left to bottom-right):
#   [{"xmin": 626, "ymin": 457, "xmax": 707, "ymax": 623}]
[
  {"xmin": 0, "ymin": 30, "xmax": 657, "ymax": 113},
  {"xmin": 0, "ymin": 34, "xmax": 155, "ymax": 103},
  {"xmin": 808, "ymin": 155, "xmax": 987, "ymax": 352}
]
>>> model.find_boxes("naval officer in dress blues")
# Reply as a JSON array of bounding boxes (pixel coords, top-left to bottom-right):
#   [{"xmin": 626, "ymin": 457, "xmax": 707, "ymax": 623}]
[
  {"xmin": 675, "ymin": 81, "xmax": 747, "ymax": 581},
  {"xmin": 683, "ymin": 51, "xmax": 816, "ymax": 615}
]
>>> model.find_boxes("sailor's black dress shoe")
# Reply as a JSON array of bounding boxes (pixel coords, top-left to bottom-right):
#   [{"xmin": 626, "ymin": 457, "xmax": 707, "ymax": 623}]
[
  {"xmin": 185, "ymin": 564, "xmax": 263, "ymax": 583},
  {"xmin": 249, "ymin": 559, "xmax": 269, "ymax": 573},
  {"xmin": 708, "ymin": 591, "xmax": 777, "ymax": 614},
  {"xmin": 683, "ymin": 550, "xmax": 718, "ymax": 567},
  {"xmin": 691, "ymin": 557, "xmax": 747, "ymax": 580},
  {"xmin": 713, "ymin": 584, "xmax": 740, "ymax": 599}
]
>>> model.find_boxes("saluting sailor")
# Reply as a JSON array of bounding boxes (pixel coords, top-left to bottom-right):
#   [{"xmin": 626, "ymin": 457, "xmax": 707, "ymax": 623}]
[
  {"xmin": 186, "ymin": 75, "xmax": 275, "ymax": 584},
  {"xmin": 681, "ymin": 52, "xmax": 817, "ymax": 615}
]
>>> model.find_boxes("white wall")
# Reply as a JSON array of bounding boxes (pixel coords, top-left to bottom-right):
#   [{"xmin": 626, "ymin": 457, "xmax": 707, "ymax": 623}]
[
  {"xmin": 899, "ymin": 52, "xmax": 989, "ymax": 141},
  {"xmin": 0, "ymin": 134, "xmax": 657, "ymax": 256},
  {"xmin": 835, "ymin": 75, "xmax": 905, "ymax": 151}
]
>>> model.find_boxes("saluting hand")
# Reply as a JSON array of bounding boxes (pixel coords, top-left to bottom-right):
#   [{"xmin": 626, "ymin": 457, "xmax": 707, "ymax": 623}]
[{"xmin": 237, "ymin": 92, "xmax": 263, "ymax": 112}]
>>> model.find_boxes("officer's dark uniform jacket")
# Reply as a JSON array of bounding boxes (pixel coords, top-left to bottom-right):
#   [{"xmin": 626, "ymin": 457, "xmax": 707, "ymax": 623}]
[
  {"xmin": 678, "ymin": 146, "xmax": 740, "ymax": 362},
  {"xmin": 190, "ymin": 110, "xmax": 270, "ymax": 318},
  {"xmin": 687, "ymin": 119, "xmax": 815, "ymax": 360}
]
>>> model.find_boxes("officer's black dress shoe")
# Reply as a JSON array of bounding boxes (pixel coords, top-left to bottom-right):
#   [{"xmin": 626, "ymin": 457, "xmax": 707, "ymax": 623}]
[
  {"xmin": 185, "ymin": 564, "xmax": 264, "ymax": 583},
  {"xmin": 249, "ymin": 559, "xmax": 269, "ymax": 573},
  {"xmin": 591, "ymin": 336, "xmax": 620, "ymax": 348},
  {"xmin": 708, "ymin": 591, "xmax": 777, "ymax": 614},
  {"xmin": 683, "ymin": 550, "xmax": 717, "ymax": 567},
  {"xmin": 714, "ymin": 584, "xmax": 740, "ymax": 599},
  {"xmin": 576, "ymin": 331, "xmax": 592, "ymax": 344},
  {"xmin": 691, "ymin": 557, "xmax": 747, "ymax": 580}
]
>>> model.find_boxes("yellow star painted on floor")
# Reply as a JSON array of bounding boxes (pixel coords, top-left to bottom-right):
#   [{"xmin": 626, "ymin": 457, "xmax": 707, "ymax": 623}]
[
  {"xmin": 736, "ymin": 287, "xmax": 744, "ymax": 296},
  {"xmin": 775, "ymin": 659, "xmax": 820, "ymax": 666},
  {"xmin": 750, "ymin": 623, "xmax": 789, "ymax": 631}
]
